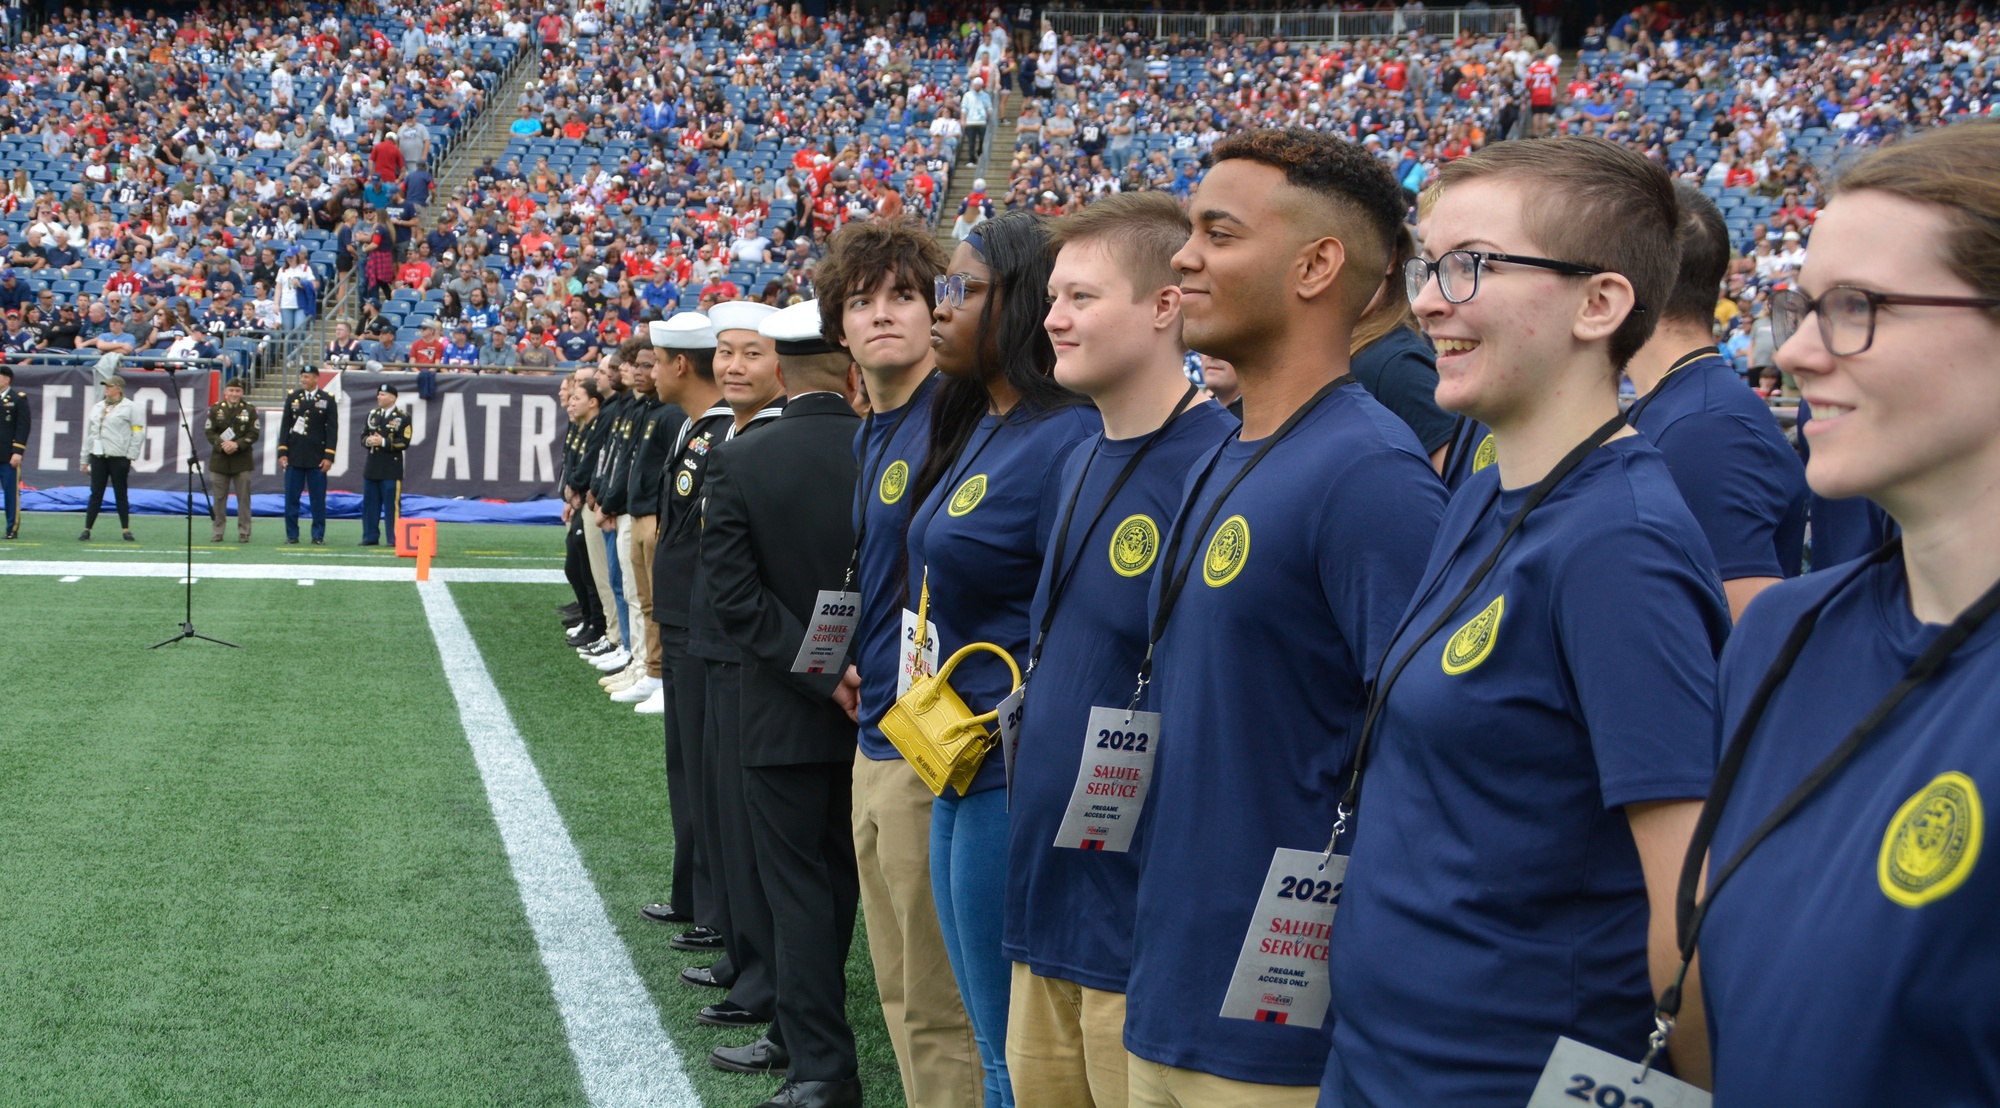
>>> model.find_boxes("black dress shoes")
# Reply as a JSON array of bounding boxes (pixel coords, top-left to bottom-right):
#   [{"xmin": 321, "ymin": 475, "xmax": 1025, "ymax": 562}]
[
  {"xmin": 671, "ymin": 925, "xmax": 724, "ymax": 952},
  {"xmin": 679, "ymin": 964, "xmax": 727, "ymax": 990},
  {"xmin": 641, "ymin": 902, "xmax": 693, "ymax": 924},
  {"xmin": 708, "ymin": 1034, "xmax": 788, "ymax": 1074},
  {"xmin": 755, "ymin": 1079, "xmax": 864, "ymax": 1108},
  {"xmin": 696, "ymin": 1002, "xmax": 769, "ymax": 1028}
]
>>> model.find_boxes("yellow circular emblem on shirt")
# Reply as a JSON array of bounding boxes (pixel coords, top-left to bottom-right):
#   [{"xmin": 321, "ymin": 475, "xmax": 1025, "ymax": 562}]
[
  {"xmin": 1442, "ymin": 594, "xmax": 1504, "ymax": 675},
  {"xmin": 947, "ymin": 473, "xmax": 987, "ymax": 517},
  {"xmin": 1472, "ymin": 433, "xmax": 1498, "ymax": 474},
  {"xmin": 879, "ymin": 459, "xmax": 910, "ymax": 504},
  {"xmin": 1878, "ymin": 771, "xmax": 1983, "ymax": 908},
  {"xmin": 1108, "ymin": 514, "xmax": 1159, "ymax": 577},
  {"xmin": 675, "ymin": 471, "xmax": 693, "ymax": 496},
  {"xmin": 1203, "ymin": 515, "xmax": 1250, "ymax": 587}
]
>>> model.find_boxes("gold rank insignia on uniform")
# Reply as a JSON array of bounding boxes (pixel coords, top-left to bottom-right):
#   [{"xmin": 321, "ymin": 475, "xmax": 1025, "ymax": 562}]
[
  {"xmin": 1878, "ymin": 770, "xmax": 1983, "ymax": 908},
  {"xmin": 1203, "ymin": 514, "xmax": 1250, "ymax": 587},
  {"xmin": 1108, "ymin": 513, "xmax": 1159, "ymax": 577},
  {"xmin": 947, "ymin": 473, "xmax": 987, "ymax": 517},
  {"xmin": 1472, "ymin": 433, "xmax": 1498, "ymax": 474},
  {"xmin": 879, "ymin": 459, "xmax": 909, "ymax": 505},
  {"xmin": 1442, "ymin": 595, "xmax": 1504, "ymax": 675}
]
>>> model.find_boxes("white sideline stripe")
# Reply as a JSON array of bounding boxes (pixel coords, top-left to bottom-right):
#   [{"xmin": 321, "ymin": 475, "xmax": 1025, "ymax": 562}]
[
  {"xmin": 0, "ymin": 560, "xmax": 564, "ymax": 583},
  {"xmin": 418, "ymin": 580, "xmax": 699, "ymax": 1108}
]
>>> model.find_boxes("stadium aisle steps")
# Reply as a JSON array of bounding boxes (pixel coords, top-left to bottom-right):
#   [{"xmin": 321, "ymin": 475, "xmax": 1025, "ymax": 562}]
[{"xmin": 933, "ymin": 96, "xmax": 1021, "ymax": 253}]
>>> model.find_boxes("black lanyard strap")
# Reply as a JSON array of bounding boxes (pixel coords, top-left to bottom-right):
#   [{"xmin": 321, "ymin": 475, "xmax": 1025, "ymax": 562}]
[
  {"xmin": 1330, "ymin": 410, "xmax": 1631, "ymax": 844},
  {"xmin": 1140, "ymin": 375, "xmax": 1354, "ymax": 696},
  {"xmin": 846, "ymin": 372, "xmax": 936, "ymax": 589},
  {"xmin": 1028, "ymin": 384, "xmax": 1199, "ymax": 675},
  {"xmin": 1651, "ymin": 539, "xmax": 2000, "ymax": 1038}
]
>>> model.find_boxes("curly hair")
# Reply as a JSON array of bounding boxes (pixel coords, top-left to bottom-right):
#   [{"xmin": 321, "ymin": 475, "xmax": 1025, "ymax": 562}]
[{"xmin": 814, "ymin": 216, "xmax": 950, "ymax": 346}]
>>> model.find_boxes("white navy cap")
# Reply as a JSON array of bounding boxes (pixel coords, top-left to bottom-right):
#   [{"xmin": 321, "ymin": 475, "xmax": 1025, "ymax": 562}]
[
  {"xmin": 649, "ymin": 311, "xmax": 717, "ymax": 350},
  {"xmin": 707, "ymin": 300, "xmax": 777, "ymax": 336},
  {"xmin": 759, "ymin": 298, "xmax": 838, "ymax": 356}
]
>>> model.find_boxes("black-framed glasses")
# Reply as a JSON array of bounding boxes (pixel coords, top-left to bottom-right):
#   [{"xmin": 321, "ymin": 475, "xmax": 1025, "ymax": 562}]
[
  {"xmin": 934, "ymin": 273, "xmax": 991, "ymax": 310},
  {"xmin": 1405, "ymin": 250, "xmax": 1610, "ymax": 305},
  {"xmin": 1771, "ymin": 284, "xmax": 2000, "ymax": 357}
]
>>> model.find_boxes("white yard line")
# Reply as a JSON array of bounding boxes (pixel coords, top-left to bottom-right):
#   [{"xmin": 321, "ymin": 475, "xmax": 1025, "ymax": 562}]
[
  {"xmin": 0, "ymin": 560, "xmax": 564, "ymax": 583},
  {"xmin": 418, "ymin": 580, "xmax": 700, "ymax": 1108}
]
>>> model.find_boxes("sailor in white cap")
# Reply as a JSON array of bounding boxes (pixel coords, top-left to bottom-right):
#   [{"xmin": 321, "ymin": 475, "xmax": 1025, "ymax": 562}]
[
  {"xmin": 707, "ymin": 301, "xmax": 784, "ymax": 435},
  {"xmin": 696, "ymin": 297, "xmax": 867, "ymax": 1103}
]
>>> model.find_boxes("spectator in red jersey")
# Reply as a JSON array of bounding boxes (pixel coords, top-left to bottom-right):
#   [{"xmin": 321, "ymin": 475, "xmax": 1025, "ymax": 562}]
[
  {"xmin": 370, "ymin": 130, "xmax": 405, "ymax": 182},
  {"xmin": 408, "ymin": 320, "xmax": 445, "ymax": 364}
]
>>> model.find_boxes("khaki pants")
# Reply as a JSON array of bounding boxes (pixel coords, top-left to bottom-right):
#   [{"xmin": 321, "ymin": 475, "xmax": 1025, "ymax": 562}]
[
  {"xmin": 615, "ymin": 514, "xmax": 643, "ymax": 662},
  {"xmin": 631, "ymin": 514, "xmax": 661, "ymax": 678},
  {"xmin": 1127, "ymin": 1053, "xmax": 1319, "ymax": 1108},
  {"xmin": 209, "ymin": 468, "xmax": 253, "ymax": 539},
  {"xmin": 852, "ymin": 751, "xmax": 981, "ymax": 1108},
  {"xmin": 1007, "ymin": 963, "xmax": 1129, "ymax": 1108},
  {"xmin": 582, "ymin": 503, "xmax": 621, "ymax": 646}
]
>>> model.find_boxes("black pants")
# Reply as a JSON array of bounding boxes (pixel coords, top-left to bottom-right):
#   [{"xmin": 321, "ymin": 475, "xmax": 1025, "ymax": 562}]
[
  {"xmin": 659, "ymin": 627, "xmax": 699, "ymax": 924},
  {"xmin": 746, "ymin": 760, "xmax": 860, "ymax": 1080},
  {"xmin": 964, "ymin": 123, "xmax": 987, "ymax": 164},
  {"xmin": 85, "ymin": 455, "xmax": 132, "ymax": 529},
  {"xmin": 674, "ymin": 638, "xmax": 737, "ymax": 987},
  {"xmin": 563, "ymin": 517, "xmax": 605, "ymax": 637},
  {"xmin": 702, "ymin": 659, "xmax": 778, "ymax": 1023}
]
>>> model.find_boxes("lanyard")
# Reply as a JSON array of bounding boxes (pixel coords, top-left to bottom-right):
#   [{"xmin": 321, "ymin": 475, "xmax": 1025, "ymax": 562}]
[
  {"xmin": 1641, "ymin": 538, "xmax": 2000, "ymax": 1072},
  {"xmin": 1328, "ymin": 410, "xmax": 1631, "ymax": 848},
  {"xmin": 1625, "ymin": 346, "xmax": 1718, "ymax": 427},
  {"xmin": 846, "ymin": 372, "xmax": 936, "ymax": 589},
  {"xmin": 1136, "ymin": 375, "xmax": 1353, "ymax": 705},
  {"xmin": 1028, "ymin": 384, "xmax": 1198, "ymax": 675}
]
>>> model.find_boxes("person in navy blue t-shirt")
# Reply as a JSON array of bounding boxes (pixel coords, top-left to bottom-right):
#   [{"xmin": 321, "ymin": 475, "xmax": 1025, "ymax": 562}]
[
  {"xmin": 1004, "ymin": 192, "xmax": 1237, "ymax": 1108},
  {"xmin": 1626, "ymin": 182, "xmax": 1808, "ymax": 620},
  {"xmin": 905, "ymin": 211, "xmax": 1100, "ymax": 1108},
  {"xmin": 1690, "ymin": 126, "xmax": 2000, "ymax": 1108},
  {"xmin": 1794, "ymin": 397, "xmax": 1896, "ymax": 569},
  {"xmin": 1348, "ymin": 225, "xmax": 1460, "ymax": 473},
  {"xmin": 1126, "ymin": 129, "xmax": 1446, "ymax": 1106},
  {"xmin": 815, "ymin": 219, "xmax": 983, "ymax": 1108},
  {"xmin": 1328, "ymin": 138, "xmax": 1729, "ymax": 1107}
]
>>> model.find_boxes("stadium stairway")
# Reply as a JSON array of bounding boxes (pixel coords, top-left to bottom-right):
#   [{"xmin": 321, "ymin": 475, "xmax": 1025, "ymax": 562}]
[{"xmin": 933, "ymin": 96, "xmax": 1020, "ymax": 254}]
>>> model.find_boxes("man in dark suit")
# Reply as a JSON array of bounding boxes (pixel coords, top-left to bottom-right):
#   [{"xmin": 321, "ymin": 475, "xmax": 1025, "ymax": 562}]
[{"xmin": 697, "ymin": 300, "xmax": 865, "ymax": 1108}]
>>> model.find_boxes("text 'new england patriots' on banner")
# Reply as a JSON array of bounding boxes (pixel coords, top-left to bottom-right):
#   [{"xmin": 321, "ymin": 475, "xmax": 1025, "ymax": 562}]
[{"xmin": 13, "ymin": 366, "xmax": 566, "ymax": 503}]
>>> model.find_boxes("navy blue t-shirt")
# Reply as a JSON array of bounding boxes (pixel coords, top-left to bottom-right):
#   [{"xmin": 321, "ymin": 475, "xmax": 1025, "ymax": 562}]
[
  {"xmin": 905, "ymin": 404, "xmax": 1101, "ymax": 796},
  {"xmin": 1327, "ymin": 434, "xmax": 1729, "ymax": 1108},
  {"xmin": 854, "ymin": 374, "xmax": 937, "ymax": 762},
  {"xmin": 1795, "ymin": 399, "xmax": 1896, "ymax": 570},
  {"xmin": 1439, "ymin": 414, "xmax": 1497, "ymax": 492},
  {"xmin": 1700, "ymin": 557, "xmax": 2000, "ymax": 1106},
  {"xmin": 1630, "ymin": 352, "xmax": 1808, "ymax": 579},
  {"xmin": 1348, "ymin": 326, "xmax": 1457, "ymax": 454},
  {"xmin": 1002, "ymin": 401, "xmax": 1238, "ymax": 992},
  {"xmin": 1123, "ymin": 383, "xmax": 1446, "ymax": 1086}
]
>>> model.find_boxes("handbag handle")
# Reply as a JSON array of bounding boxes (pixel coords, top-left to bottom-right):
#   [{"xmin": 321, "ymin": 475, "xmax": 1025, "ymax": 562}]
[{"xmin": 928, "ymin": 641, "xmax": 1023, "ymax": 728}]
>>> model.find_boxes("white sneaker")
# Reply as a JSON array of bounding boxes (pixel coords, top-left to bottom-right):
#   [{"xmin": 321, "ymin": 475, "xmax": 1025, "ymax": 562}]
[
  {"xmin": 634, "ymin": 687, "xmax": 666, "ymax": 714},
  {"xmin": 612, "ymin": 676, "xmax": 661, "ymax": 704},
  {"xmin": 603, "ymin": 667, "xmax": 642, "ymax": 692},
  {"xmin": 577, "ymin": 637, "xmax": 612, "ymax": 658},
  {"xmin": 599, "ymin": 665, "xmax": 634, "ymax": 688},
  {"xmin": 591, "ymin": 647, "xmax": 633, "ymax": 672}
]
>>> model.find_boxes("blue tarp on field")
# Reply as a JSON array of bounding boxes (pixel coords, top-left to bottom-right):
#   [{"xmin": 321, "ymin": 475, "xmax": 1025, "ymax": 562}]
[{"xmin": 21, "ymin": 487, "xmax": 564, "ymax": 525}]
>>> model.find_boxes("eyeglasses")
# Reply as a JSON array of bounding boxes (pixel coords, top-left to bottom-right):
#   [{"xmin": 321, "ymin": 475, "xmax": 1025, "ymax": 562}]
[
  {"xmin": 1771, "ymin": 284, "xmax": 2000, "ymax": 357},
  {"xmin": 933, "ymin": 273, "xmax": 991, "ymax": 310},
  {"xmin": 1404, "ymin": 250, "xmax": 1612, "ymax": 306}
]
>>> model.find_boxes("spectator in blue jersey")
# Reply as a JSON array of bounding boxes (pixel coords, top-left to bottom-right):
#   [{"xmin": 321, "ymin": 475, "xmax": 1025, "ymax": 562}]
[
  {"xmin": 439, "ymin": 325, "xmax": 481, "ymax": 368},
  {"xmin": 1625, "ymin": 181, "xmax": 1809, "ymax": 620},
  {"xmin": 904, "ymin": 210, "xmax": 1100, "ymax": 1108},
  {"xmin": 815, "ymin": 219, "xmax": 983, "ymax": 1108},
  {"xmin": 1692, "ymin": 122, "xmax": 2000, "ymax": 1108},
  {"xmin": 1005, "ymin": 191, "xmax": 1238, "ymax": 1108},
  {"xmin": 1124, "ymin": 127, "xmax": 1445, "ymax": 1106},
  {"xmin": 1328, "ymin": 137, "xmax": 1729, "ymax": 1105}
]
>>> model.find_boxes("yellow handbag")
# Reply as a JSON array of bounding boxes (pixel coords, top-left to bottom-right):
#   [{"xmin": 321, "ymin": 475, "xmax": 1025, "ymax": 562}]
[{"xmin": 880, "ymin": 577, "xmax": 1024, "ymax": 796}]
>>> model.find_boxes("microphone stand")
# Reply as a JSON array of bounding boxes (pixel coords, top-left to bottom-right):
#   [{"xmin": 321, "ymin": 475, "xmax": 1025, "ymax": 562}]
[{"xmin": 151, "ymin": 361, "xmax": 240, "ymax": 649}]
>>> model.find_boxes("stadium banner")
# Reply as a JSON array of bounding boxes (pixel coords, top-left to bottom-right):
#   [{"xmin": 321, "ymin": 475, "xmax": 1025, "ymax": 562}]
[{"xmin": 14, "ymin": 367, "xmax": 567, "ymax": 503}]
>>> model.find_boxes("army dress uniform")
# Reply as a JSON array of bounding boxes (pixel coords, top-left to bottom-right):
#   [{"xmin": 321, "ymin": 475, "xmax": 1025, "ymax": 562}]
[
  {"xmin": 278, "ymin": 378, "xmax": 340, "ymax": 544},
  {"xmin": 203, "ymin": 391, "xmax": 260, "ymax": 542},
  {"xmin": 0, "ymin": 372, "xmax": 30, "ymax": 539},
  {"xmin": 360, "ymin": 389, "xmax": 412, "ymax": 546}
]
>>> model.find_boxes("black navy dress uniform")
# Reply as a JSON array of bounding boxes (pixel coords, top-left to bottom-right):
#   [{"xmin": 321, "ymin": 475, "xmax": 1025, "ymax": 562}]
[
  {"xmin": 360, "ymin": 394, "xmax": 412, "ymax": 546},
  {"xmin": 699, "ymin": 305, "xmax": 864, "ymax": 1091},
  {"xmin": 0, "ymin": 377, "xmax": 29, "ymax": 538},
  {"xmin": 279, "ymin": 380, "xmax": 339, "ymax": 543},
  {"xmin": 563, "ymin": 406, "xmax": 609, "ymax": 642}
]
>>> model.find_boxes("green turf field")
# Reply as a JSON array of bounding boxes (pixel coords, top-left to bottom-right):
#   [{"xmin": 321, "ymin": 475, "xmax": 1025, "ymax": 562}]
[
  {"xmin": 0, "ymin": 511, "xmax": 570, "ymax": 569},
  {"xmin": 0, "ymin": 541, "xmax": 904, "ymax": 1108}
]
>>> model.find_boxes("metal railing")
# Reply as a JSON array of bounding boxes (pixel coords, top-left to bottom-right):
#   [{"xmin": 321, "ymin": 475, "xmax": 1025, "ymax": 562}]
[{"xmin": 1044, "ymin": 7, "xmax": 1522, "ymax": 42}]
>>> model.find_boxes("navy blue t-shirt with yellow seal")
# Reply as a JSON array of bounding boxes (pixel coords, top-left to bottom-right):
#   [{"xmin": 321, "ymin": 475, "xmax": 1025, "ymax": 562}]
[
  {"xmin": 855, "ymin": 374, "xmax": 937, "ymax": 762},
  {"xmin": 1439, "ymin": 414, "xmax": 1497, "ymax": 492},
  {"xmin": 1003, "ymin": 400, "xmax": 1238, "ymax": 992},
  {"xmin": 1123, "ymin": 383, "xmax": 1445, "ymax": 1087},
  {"xmin": 1698, "ymin": 557, "xmax": 1999, "ymax": 1106},
  {"xmin": 904, "ymin": 403, "xmax": 1101, "ymax": 797},
  {"xmin": 1326, "ymin": 434, "xmax": 1729, "ymax": 1108}
]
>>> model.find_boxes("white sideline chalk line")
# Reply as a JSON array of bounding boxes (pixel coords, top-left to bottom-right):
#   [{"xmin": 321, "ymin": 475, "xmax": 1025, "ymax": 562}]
[
  {"xmin": 419, "ymin": 579, "xmax": 700, "ymax": 1108},
  {"xmin": 0, "ymin": 560, "xmax": 564, "ymax": 583}
]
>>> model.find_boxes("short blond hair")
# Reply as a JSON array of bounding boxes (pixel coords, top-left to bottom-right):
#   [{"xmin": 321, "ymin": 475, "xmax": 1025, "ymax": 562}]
[{"xmin": 1047, "ymin": 190, "xmax": 1191, "ymax": 300}]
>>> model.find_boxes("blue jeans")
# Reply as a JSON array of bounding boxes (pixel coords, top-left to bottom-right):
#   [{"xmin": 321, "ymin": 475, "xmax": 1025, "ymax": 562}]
[
  {"xmin": 600, "ymin": 527, "xmax": 629, "ymax": 646},
  {"xmin": 283, "ymin": 465, "xmax": 328, "ymax": 541},
  {"xmin": 0, "ymin": 459, "xmax": 17, "ymax": 532},
  {"xmin": 360, "ymin": 477, "xmax": 400, "ymax": 544},
  {"xmin": 282, "ymin": 307, "xmax": 307, "ymax": 331},
  {"xmin": 931, "ymin": 788, "xmax": 1013, "ymax": 1108}
]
